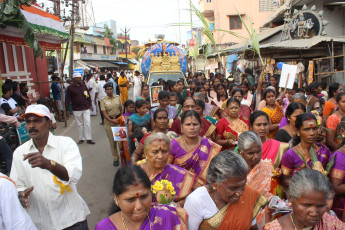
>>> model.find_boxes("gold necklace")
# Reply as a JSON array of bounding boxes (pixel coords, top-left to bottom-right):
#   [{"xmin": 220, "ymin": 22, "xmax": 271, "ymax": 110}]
[
  {"xmin": 290, "ymin": 213, "xmax": 298, "ymax": 230},
  {"xmin": 182, "ymin": 136, "xmax": 199, "ymax": 152},
  {"xmin": 299, "ymin": 143, "xmax": 310, "ymax": 160},
  {"xmin": 121, "ymin": 211, "xmax": 152, "ymax": 230}
]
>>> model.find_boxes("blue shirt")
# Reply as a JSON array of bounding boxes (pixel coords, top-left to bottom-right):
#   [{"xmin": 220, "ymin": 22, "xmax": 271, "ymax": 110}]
[
  {"xmin": 51, "ymin": 82, "xmax": 61, "ymax": 100},
  {"xmin": 108, "ymin": 78, "xmax": 117, "ymax": 95}
]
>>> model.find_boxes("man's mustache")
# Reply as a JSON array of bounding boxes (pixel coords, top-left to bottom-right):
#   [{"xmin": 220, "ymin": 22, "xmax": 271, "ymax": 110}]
[{"xmin": 29, "ymin": 129, "xmax": 39, "ymax": 133}]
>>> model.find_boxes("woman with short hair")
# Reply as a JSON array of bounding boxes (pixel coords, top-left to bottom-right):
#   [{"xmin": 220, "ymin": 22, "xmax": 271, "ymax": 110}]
[
  {"xmin": 95, "ymin": 165, "xmax": 188, "ymax": 229},
  {"xmin": 184, "ymin": 150, "xmax": 267, "ymax": 230},
  {"xmin": 169, "ymin": 110, "xmax": 221, "ymax": 188},
  {"xmin": 264, "ymin": 169, "xmax": 345, "ymax": 229},
  {"xmin": 238, "ymin": 131, "xmax": 275, "ymax": 228}
]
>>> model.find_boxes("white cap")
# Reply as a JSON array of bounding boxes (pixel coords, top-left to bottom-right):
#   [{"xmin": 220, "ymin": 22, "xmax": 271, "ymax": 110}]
[
  {"xmin": 19, "ymin": 104, "xmax": 51, "ymax": 120},
  {"xmin": 73, "ymin": 73, "xmax": 82, "ymax": 78}
]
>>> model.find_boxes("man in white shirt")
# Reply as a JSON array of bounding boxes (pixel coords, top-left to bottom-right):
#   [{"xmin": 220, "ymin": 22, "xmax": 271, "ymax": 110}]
[
  {"xmin": 0, "ymin": 172, "xmax": 37, "ymax": 230},
  {"xmin": 10, "ymin": 104, "xmax": 90, "ymax": 230},
  {"xmin": 94, "ymin": 74, "xmax": 107, "ymax": 125},
  {"xmin": 0, "ymin": 84, "xmax": 20, "ymax": 117}
]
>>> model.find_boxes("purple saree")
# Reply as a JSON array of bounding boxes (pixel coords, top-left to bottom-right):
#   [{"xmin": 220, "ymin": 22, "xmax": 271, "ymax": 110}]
[
  {"xmin": 140, "ymin": 163, "xmax": 195, "ymax": 202},
  {"xmin": 169, "ymin": 137, "xmax": 222, "ymax": 188},
  {"xmin": 281, "ymin": 143, "xmax": 331, "ymax": 177},
  {"xmin": 95, "ymin": 204, "xmax": 187, "ymax": 230},
  {"xmin": 330, "ymin": 150, "xmax": 345, "ymax": 219}
]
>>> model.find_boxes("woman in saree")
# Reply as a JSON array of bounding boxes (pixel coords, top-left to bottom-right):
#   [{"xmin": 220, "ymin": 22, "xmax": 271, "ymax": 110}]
[
  {"xmin": 128, "ymin": 99, "xmax": 151, "ymax": 155},
  {"xmin": 264, "ymin": 169, "xmax": 345, "ymax": 230},
  {"xmin": 118, "ymin": 71, "xmax": 129, "ymax": 105},
  {"xmin": 250, "ymin": 111, "xmax": 289, "ymax": 168},
  {"xmin": 215, "ymin": 98, "xmax": 249, "ymax": 150},
  {"xmin": 138, "ymin": 132, "xmax": 195, "ymax": 206},
  {"xmin": 211, "ymin": 84, "xmax": 228, "ymax": 109},
  {"xmin": 281, "ymin": 113, "xmax": 332, "ymax": 188},
  {"xmin": 323, "ymin": 83, "xmax": 343, "ymax": 117},
  {"xmin": 220, "ymin": 88, "xmax": 251, "ymax": 120},
  {"xmin": 275, "ymin": 102, "xmax": 306, "ymax": 143},
  {"xmin": 326, "ymin": 92, "xmax": 345, "ymax": 152},
  {"xmin": 169, "ymin": 110, "xmax": 222, "ymax": 188},
  {"xmin": 131, "ymin": 108, "xmax": 178, "ymax": 164},
  {"xmin": 330, "ymin": 115, "xmax": 345, "ymax": 221},
  {"xmin": 95, "ymin": 165, "xmax": 188, "ymax": 230},
  {"xmin": 238, "ymin": 131, "xmax": 276, "ymax": 229},
  {"xmin": 262, "ymin": 89, "xmax": 284, "ymax": 139},
  {"xmin": 184, "ymin": 150, "xmax": 267, "ymax": 230}
]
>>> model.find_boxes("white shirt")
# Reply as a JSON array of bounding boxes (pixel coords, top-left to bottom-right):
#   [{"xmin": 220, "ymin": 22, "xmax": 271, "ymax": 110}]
[
  {"xmin": 184, "ymin": 186, "xmax": 256, "ymax": 230},
  {"xmin": 0, "ymin": 173, "xmax": 37, "ymax": 230},
  {"xmin": 184, "ymin": 186, "xmax": 218, "ymax": 230},
  {"xmin": 95, "ymin": 80, "xmax": 107, "ymax": 101},
  {"xmin": 10, "ymin": 133, "xmax": 90, "ymax": 230},
  {"xmin": 0, "ymin": 97, "xmax": 18, "ymax": 117}
]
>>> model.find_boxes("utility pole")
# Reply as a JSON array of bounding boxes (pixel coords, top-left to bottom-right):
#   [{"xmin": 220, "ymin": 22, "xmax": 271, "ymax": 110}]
[
  {"xmin": 121, "ymin": 27, "xmax": 131, "ymax": 60},
  {"xmin": 68, "ymin": 0, "xmax": 77, "ymax": 78}
]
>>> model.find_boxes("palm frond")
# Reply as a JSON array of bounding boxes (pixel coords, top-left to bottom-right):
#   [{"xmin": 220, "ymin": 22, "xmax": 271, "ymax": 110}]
[{"xmin": 325, "ymin": 153, "xmax": 336, "ymax": 176}]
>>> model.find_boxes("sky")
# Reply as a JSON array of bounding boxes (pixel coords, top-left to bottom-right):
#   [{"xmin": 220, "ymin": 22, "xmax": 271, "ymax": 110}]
[{"xmin": 39, "ymin": 0, "xmax": 200, "ymax": 45}]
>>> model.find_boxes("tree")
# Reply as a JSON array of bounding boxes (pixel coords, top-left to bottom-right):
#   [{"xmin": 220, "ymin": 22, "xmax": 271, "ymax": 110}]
[
  {"xmin": 0, "ymin": 0, "xmax": 42, "ymax": 57},
  {"xmin": 132, "ymin": 46, "xmax": 142, "ymax": 60},
  {"xmin": 103, "ymin": 25, "xmax": 121, "ymax": 54}
]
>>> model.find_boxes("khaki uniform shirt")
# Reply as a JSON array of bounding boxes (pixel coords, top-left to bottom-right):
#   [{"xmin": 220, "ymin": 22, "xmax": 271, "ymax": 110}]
[{"xmin": 100, "ymin": 95, "xmax": 121, "ymax": 117}]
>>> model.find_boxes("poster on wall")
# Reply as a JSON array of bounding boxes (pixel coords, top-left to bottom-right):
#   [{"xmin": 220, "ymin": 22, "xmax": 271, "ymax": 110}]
[{"xmin": 279, "ymin": 64, "xmax": 297, "ymax": 89}]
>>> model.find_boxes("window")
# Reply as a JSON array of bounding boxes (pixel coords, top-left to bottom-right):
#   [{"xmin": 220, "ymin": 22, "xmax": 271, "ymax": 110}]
[
  {"xmin": 259, "ymin": 0, "xmax": 275, "ymax": 12},
  {"xmin": 229, "ymin": 16, "xmax": 242, "ymax": 30},
  {"xmin": 94, "ymin": 45, "xmax": 97, "ymax": 53}
]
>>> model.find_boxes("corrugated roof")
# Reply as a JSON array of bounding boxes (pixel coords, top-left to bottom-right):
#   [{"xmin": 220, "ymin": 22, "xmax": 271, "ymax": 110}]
[
  {"xmin": 84, "ymin": 35, "xmax": 95, "ymax": 44},
  {"xmin": 260, "ymin": 36, "xmax": 345, "ymax": 49},
  {"xmin": 212, "ymin": 25, "xmax": 284, "ymax": 56}
]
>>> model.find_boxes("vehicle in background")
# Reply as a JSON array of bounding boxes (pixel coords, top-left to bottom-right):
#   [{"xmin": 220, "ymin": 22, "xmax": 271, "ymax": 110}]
[{"xmin": 141, "ymin": 42, "xmax": 188, "ymax": 86}]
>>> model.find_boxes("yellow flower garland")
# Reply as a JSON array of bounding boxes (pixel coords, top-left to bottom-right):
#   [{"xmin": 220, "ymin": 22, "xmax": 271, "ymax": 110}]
[
  {"xmin": 151, "ymin": 179, "xmax": 176, "ymax": 195},
  {"xmin": 53, "ymin": 175, "xmax": 71, "ymax": 194}
]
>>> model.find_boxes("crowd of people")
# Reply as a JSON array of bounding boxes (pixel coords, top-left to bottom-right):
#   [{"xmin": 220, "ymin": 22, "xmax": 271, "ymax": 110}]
[{"xmin": 2, "ymin": 67, "xmax": 345, "ymax": 229}]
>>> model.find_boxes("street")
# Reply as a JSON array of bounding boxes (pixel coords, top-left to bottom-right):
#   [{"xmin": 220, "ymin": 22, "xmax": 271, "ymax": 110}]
[{"xmin": 55, "ymin": 88, "xmax": 134, "ymax": 229}]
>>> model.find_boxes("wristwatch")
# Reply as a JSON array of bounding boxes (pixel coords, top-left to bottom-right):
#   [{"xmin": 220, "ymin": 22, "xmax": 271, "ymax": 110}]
[{"xmin": 50, "ymin": 160, "xmax": 56, "ymax": 169}]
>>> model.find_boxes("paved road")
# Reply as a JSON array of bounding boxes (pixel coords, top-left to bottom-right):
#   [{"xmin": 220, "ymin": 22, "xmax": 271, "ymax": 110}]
[{"xmin": 55, "ymin": 88, "xmax": 134, "ymax": 229}]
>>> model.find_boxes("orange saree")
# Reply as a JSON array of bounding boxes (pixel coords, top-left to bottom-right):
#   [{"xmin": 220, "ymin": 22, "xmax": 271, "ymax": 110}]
[{"xmin": 199, "ymin": 185, "xmax": 267, "ymax": 230}]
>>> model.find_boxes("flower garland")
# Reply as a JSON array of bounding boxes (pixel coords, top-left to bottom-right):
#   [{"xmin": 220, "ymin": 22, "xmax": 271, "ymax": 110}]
[
  {"xmin": 53, "ymin": 175, "xmax": 71, "ymax": 194},
  {"xmin": 151, "ymin": 179, "xmax": 176, "ymax": 205}
]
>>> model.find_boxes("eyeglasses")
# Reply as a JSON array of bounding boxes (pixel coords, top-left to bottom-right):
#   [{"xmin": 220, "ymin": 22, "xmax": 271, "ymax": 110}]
[{"xmin": 184, "ymin": 105, "xmax": 196, "ymax": 109}]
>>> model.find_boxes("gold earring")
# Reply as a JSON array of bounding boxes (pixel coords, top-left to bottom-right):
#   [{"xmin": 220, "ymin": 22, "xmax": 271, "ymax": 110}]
[
  {"xmin": 212, "ymin": 186, "xmax": 217, "ymax": 191},
  {"xmin": 114, "ymin": 198, "xmax": 119, "ymax": 206}
]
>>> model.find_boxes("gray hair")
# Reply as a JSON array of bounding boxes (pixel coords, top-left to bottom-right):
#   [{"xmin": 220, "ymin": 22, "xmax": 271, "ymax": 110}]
[
  {"xmin": 193, "ymin": 92, "xmax": 204, "ymax": 101},
  {"xmin": 288, "ymin": 168, "xmax": 331, "ymax": 201},
  {"xmin": 207, "ymin": 150, "xmax": 248, "ymax": 185},
  {"xmin": 238, "ymin": 131, "xmax": 262, "ymax": 152},
  {"xmin": 292, "ymin": 93, "xmax": 306, "ymax": 102},
  {"xmin": 143, "ymin": 132, "xmax": 170, "ymax": 154},
  {"xmin": 266, "ymin": 86, "xmax": 276, "ymax": 92}
]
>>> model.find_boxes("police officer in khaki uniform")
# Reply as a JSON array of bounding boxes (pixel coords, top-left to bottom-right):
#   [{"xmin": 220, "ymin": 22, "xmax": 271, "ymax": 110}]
[{"xmin": 100, "ymin": 83, "xmax": 122, "ymax": 166}]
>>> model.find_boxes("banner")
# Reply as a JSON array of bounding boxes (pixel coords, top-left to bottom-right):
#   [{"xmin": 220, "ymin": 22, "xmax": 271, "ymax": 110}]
[{"xmin": 308, "ymin": 61, "xmax": 314, "ymax": 85}]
